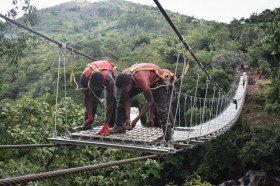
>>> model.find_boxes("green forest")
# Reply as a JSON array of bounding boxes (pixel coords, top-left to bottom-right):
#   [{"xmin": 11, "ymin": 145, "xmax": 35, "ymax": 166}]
[{"xmin": 0, "ymin": 0, "xmax": 280, "ymax": 185}]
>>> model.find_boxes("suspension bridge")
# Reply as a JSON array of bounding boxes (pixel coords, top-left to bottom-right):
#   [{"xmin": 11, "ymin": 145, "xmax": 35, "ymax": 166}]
[
  {"xmin": 49, "ymin": 73, "xmax": 247, "ymax": 154},
  {"xmin": 0, "ymin": 0, "xmax": 249, "ymax": 184}
]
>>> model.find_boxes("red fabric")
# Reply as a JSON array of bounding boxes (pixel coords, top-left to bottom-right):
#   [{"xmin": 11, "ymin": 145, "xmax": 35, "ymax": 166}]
[
  {"xmin": 87, "ymin": 115, "xmax": 94, "ymax": 120},
  {"xmin": 84, "ymin": 118, "xmax": 92, "ymax": 124},
  {"xmin": 84, "ymin": 115, "xmax": 93, "ymax": 125},
  {"xmin": 124, "ymin": 63, "xmax": 165, "ymax": 92},
  {"xmin": 83, "ymin": 60, "xmax": 115, "ymax": 84},
  {"xmin": 98, "ymin": 123, "xmax": 109, "ymax": 136}
]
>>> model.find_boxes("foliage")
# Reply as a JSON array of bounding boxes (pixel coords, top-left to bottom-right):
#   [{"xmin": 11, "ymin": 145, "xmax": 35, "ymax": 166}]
[
  {"xmin": 240, "ymin": 126, "xmax": 280, "ymax": 172},
  {"xmin": 245, "ymin": 9, "xmax": 276, "ymax": 23},
  {"xmin": 158, "ymin": 119, "xmax": 280, "ymax": 185},
  {"xmin": 0, "ymin": 79, "xmax": 4, "ymax": 92},
  {"xmin": 260, "ymin": 8, "xmax": 280, "ymax": 55},
  {"xmin": 181, "ymin": 67, "xmax": 231, "ymax": 100},
  {"xmin": 239, "ymin": 26, "xmax": 259, "ymax": 52},
  {"xmin": 257, "ymin": 8, "xmax": 280, "ymax": 111},
  {"xmin": 0, "ymin": 1, "xmax": 280, "ymax": 185},
  {"xmin": 184, "ymin": 174, "xmax": 212, "ymax": 186},
  {"xmin": 0, "ymin": 0, "xmax": 38, "ymax": 64},
  {"xmin": 212, "ymin": 51, "xmax": 249, "ymax": 74},
  {"xmin": 0, "ymin": 97, "xmax": 160, "ymax": 185},
  {"xmin": 0, "ymin": 0, "xmax": 240, "ymax": 101},
  {"xmin": 184, "ymin": 107, "xmax": 211, "ymax": 127}
]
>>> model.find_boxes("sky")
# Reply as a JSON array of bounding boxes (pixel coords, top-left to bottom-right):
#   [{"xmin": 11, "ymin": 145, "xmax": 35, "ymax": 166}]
[{"xmin": 0, "ymin": 0, "xmax": 280, "ymax": 23}]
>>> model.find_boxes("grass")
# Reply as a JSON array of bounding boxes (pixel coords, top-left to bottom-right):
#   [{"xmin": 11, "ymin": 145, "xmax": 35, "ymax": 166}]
[{"xmin": 242, "ymin": 94, "xmax": 280, "ymax": 129}]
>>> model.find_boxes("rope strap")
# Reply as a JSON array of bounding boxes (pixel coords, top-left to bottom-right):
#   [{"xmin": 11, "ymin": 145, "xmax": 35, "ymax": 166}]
[{"xmin": 68, "ymin": 50, "xmax": 87, "ymax": 91}]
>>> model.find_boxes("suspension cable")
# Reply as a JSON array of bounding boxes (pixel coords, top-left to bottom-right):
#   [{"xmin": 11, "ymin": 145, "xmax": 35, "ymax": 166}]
[
  {"xmin": 199, "ymin": 78, "xmax": 210, "ymax": 136},
  {"xmin": 0, "ymin": 144, "xmax": 71, "ymax": 150},
  {"xmin": 53, "ymin": 46, "xmax": 64, "ymax": 137},
  {"xmin": 172, "ymin": 44, "xmax": 189, "ymax": 138},
  {"xmin": 202, "ymin": 78, "xmax": 210, "ymax": 123},
  {"xmin": 190, "ymin": 69, "xmax": 200, "ymax": 127},
  {"xmin": 0, "ymin": 154, "xmax": 158, "ymax": 186},
  {"xmin": 199, "ymin": 98, "xmax": 202, "ymax": 124},
  {"xmin": 0, "ymin": 13, "xmax": 97, "ymax": 61},
  {"xmin": 152, "ymin": 0, "xmax": 223, "ymax": 91},
  {"xmin": 62, "ymin": 45, "xmax": 68, "ymax": 127},
  {"xmin": 207, "ymin": 85, "xmax": 217, "ymax": 133},
  {"xmin": 215, "ymin": 89, "xmax": 222, "ymax": 130},
  {"xmin": 183, "ymin": 96, "xmax": 187, "ymax": 127},
  {"xmin": 164, "ymin": 41, "xmax": 181, "ymax": 143}
]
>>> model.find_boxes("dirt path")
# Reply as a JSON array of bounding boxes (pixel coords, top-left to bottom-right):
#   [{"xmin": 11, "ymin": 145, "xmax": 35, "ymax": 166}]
[
  {"xmin": 246, "ymin": 74, "xmax": 270, "ymax": 95},
  {"xmin": 233, "ymin": 65, "xmax": 270, "ymax": 95}
]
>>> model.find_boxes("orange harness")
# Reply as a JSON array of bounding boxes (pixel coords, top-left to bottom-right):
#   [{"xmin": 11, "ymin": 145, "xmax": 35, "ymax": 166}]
[
  {"xmin": 85, "ymin": 61, "xmax": 116, "ymax": 88},
  {"xmin": 86, "ymin": 63, "xmax": 116, "ymax": 73},
  {"xmin": 126, "ymin": 64, "xmax": 166, "ymax": 87}
]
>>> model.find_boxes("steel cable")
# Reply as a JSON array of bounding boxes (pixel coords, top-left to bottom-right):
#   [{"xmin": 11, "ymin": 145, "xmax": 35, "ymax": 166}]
[
  {"xmin": 152, "ymin": 0, "xmax": 223, "ymax": 92},
  {"xmin": 0, "ymin": 14, "xmax": 97, "ymax": 61},
  {"xmin": 0, "ymin": 144, "xmax": 71, "ymax": 149},
  {"xmin": 0, "ymin": 154, "xmax": 157, "ymax": 186}
]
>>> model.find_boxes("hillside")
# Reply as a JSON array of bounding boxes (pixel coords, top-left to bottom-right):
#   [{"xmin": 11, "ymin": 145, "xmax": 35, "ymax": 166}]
[
  {"xmin": 35, "ymin": 1, "xmax": 171, "ymax": 34},
  {"xmin": 0, "ymin": 0, "xmax": 215, "ymax": 100},
  {"xmin": 1, "ymin": 1, "xmax": 280, "ymax": 185}
]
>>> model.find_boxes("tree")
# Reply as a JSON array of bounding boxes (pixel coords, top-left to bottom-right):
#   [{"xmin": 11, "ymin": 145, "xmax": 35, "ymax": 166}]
[
  {"xmin": 0, "ymin": 0, "xmax": 38, "ymax": 64},
  {"xmin": 208, "ymin": 23, "xmax": 235, "ymax": 51},
  {"xmin": 185, "ymin": 27, "xmax": 213, "ymax": 51},
  {"xmin": 260, "ymin": 8, "xmax": 280, "ymax": 55},
  {"xmin": 228, "ymin": 19, "xmax": 243, "ymax": 40},
  {"xmin": 239, "ymin": 26, "xmax": 259, "ymax": 52},
  {"xmin": 258, "ymin": 8, "xmax": 280, "ymax": 112},
  {"xmin": 0, "ymin": 97, "xmax": 160, "ymax": 185},
  {"xmin": 0, "ymin": 79, "xmax": 4, "ymax": 92},
  {"xmin": 212, "ymin": 51, "xmax": 249, "ymax": 74},
  {"xmin": 245, "ymin": 9, "xmax": 275, "ymax": 23}
]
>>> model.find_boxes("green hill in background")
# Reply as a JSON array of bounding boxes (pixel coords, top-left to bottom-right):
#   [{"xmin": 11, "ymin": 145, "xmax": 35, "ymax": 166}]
[
  {"xmin": 0, "ymin": 0, "xmax": 211, "ymax": 100},
  {"xmin": 1, "ymin": 1, "xmax": 280, "ymax": 185},
  {"xmin": 0, "ymin": 0, "xmax": 278, "ymax": 113}
]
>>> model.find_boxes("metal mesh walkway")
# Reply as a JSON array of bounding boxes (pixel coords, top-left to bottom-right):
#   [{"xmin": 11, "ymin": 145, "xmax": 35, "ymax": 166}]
[
  {"xmin": 50, "ymin": 127, "xmax": 175, "ymax": 154},
  {"xmin": 70, "ymin": 127, "xmax": 163, "ymax": 144},
  {"xmin": 50, "ymin": 75, "xmax": 247, "ymax": 154},
  {"xmin": 174, "ymin": 74, "xmax": 247, "ymax": 142}
]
